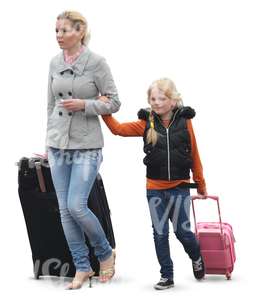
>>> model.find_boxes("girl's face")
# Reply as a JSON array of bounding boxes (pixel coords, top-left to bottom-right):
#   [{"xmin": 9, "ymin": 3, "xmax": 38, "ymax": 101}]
[
  {"xmin": 149, "ymin": 87, "xmax": 177, "ymax": 118},
  {"xmin": 55, "ymin": 19, "xmax": 83, "ymax": 50}
]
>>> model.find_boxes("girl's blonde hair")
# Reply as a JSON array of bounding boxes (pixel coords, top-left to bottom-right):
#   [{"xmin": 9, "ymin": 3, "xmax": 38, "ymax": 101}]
[
  {"xmin": 146, "ymin": 78, "xmax": 183, "ymax": 146},
  {"xmin": 57, "ymin": 10, "xmax": 91, "ymax": 46}
]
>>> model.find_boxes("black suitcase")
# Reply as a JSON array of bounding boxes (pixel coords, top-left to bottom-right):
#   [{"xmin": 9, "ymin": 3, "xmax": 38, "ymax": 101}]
[{"xmin": 17, "ymin": 156, "xmax": 116, "ymax": 279}]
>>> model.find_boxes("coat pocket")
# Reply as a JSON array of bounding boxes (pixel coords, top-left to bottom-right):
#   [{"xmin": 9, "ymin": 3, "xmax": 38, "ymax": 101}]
[{"xmin": 70, "ymin": 111, "xmax": 89, "ymax": 137}]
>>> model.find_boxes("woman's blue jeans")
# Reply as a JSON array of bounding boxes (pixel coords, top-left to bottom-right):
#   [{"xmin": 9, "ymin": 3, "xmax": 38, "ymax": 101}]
[
  {"xmin": 47, "ymin": 147, "xmax": 112, "ymax": 272},
  {"xmin": 147, "ymin": 187, "xmax": 201, "ymax": 280}
]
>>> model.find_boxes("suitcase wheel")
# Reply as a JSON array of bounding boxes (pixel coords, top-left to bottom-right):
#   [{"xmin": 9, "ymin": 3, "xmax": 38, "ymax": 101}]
[
  {"xmin": 226, "ymin": 272, "xmax": 231, "ymax": 280},
  {"xmin": 34, "ymin": 271, "xmax": 40, "ymax": 280}
]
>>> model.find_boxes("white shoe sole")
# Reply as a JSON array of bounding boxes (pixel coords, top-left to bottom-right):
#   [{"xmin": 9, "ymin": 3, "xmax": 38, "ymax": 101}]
[{"xmin": 154, "ymin": 283, "xmax": 174, "ymax": 290}]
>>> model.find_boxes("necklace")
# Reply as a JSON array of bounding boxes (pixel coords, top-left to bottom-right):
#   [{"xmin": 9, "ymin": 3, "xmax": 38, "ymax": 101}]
[{"xmin": 64, "ymin": 46, "xmax": 84, "ymax": 64}]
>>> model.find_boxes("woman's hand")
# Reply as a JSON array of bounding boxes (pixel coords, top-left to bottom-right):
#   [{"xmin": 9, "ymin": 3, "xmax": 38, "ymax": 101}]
[
  {"xmin": 33, "ymin": 152, "xmax": 48, "ymax": 159},
  {"xmin": 61, "ymin": 96, "xmax": 110, "ymax": 112},
  {"xmin": 61, "ymin": 99, "xmax": 85, "ymax": 111}
]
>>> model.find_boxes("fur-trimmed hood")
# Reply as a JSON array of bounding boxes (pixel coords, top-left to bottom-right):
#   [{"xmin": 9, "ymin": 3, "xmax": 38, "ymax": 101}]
[{"xmin": 137, "ymin": 106, "xmax": 196, "ymax": 120}]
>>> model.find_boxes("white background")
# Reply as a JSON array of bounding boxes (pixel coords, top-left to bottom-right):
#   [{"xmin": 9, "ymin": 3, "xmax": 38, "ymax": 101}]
[{"xmin": 0, "ymin": 0, "xmax": 259, "ymax": 298}]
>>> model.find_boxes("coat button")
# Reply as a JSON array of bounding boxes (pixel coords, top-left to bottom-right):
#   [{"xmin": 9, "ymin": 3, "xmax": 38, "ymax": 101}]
[
  {"xmin": 68, "ymin": 91, "xmax": 72, "ymax": 96},
  {"xmin": 70, "ymin": 70, "xmax": 74, "ymax": 75},
  {"xmin": 59, "ymin": 111, "xmax": 63, "ymax": 116},
  {"xmin": 68, "ymin": 112, "xmax": 72, "ymax": 116},
  {"xmin": 59, "ymin": 92, "xmax": 63, "ymax": 97}
]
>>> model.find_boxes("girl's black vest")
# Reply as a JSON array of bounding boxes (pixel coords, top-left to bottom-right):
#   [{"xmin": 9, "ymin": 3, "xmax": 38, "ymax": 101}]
[{"xmin": 137, "ymin": 106, "xmax": 196, "ymax": 181}]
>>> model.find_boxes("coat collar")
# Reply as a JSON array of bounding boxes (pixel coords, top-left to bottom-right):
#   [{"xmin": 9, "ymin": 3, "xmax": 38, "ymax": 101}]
[
  {"xmin": 137, "ymin": 106, "xmax": 196, "ymax": 121},
  {"xmin": 56, "ymin": 47, "xmax": 91, "ymax": 76}
]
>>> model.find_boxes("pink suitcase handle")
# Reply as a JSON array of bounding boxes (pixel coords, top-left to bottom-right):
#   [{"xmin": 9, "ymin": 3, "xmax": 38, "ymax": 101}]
[
  {"xmin": 191, "ymin": 195, "xmax": 219, "ymax": 201},
  {"xmin": 191, "ymin": 195, "xmax": 223, "ymax": 235}
]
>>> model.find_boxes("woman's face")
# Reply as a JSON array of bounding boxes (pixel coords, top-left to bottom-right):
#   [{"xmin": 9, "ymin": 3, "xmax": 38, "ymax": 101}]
[
  {"xmin": 55, "ymin": 19, "xmax": 83, "ymax": 49},
  {"xmin": 149, "ymin": 87, "xmax": 177, "ymax": 117}
]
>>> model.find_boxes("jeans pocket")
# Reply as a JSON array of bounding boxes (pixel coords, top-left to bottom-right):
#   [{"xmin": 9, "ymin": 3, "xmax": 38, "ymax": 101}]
[
  {"xmin": 95, "ymin": 149, "xmax": 103, "ymax": 169},
  {"xmin": 146, "ymin": 189, "xmax": 155, "ymax": 198},
  {"xmin": 48, "ymin": 147, "xmax": 60, "ymax": 155},
  {"xmin": 88, "ymin": 149, "xmax": 102, "ymax": 160},
  {"xmin": 82, "ymin": 149, "xmax": 103, "ymax": 171},
  {"xmin": 175, "ymin": 186, "xmax": 190, "ymax": 194}
]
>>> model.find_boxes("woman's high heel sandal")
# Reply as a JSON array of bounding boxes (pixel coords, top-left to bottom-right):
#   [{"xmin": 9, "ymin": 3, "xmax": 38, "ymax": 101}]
[
  {"xmin": 99, "ymin": 250, "xmax": 116, "ymax": 283},
  {"xmin": 66, "ymin": 270, "xmax": 95, "ymax": 290}
]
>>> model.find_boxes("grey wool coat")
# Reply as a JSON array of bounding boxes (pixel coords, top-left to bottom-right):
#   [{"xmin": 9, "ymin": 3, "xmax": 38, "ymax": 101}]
[{"xmin": 45, "ymin": 47, "xmax": 121, "ymax": 150}]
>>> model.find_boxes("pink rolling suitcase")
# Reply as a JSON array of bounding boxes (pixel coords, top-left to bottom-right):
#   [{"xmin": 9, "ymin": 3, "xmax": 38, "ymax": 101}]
[{"xmin": 191, "ymin": 195, "xmax": 236, "ymax": 280}]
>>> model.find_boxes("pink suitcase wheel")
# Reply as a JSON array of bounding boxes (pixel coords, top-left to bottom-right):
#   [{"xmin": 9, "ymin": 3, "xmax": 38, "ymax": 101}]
[{"xmin": 226, "ymin": 272, "xmax": 231, "ymax": 280}]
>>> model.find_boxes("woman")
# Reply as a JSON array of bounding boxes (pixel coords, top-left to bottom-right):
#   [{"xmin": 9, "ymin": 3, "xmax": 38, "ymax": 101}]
[
  {"xmin": 99, "ymin": 78, "xmax": 207, "ymax": 290},
  {"xmin": 45, "ymin": 11, "xmax": 120, "ymax": 289}
]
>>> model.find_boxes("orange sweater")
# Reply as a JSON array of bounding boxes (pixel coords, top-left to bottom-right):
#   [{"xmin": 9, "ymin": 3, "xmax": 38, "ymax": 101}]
[{"xmin": 102, "ymin": 115, "xmax": 206, "ymax": 194}]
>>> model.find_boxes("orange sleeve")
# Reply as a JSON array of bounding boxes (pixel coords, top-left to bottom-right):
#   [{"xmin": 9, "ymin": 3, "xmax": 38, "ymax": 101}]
[
  {"xmin": 101, "ymin": 115, "xmax": 146, "ymax": 137},
  {"xmin": 186, "ymin": 119, "xmax": 207, "ymax": 194}
]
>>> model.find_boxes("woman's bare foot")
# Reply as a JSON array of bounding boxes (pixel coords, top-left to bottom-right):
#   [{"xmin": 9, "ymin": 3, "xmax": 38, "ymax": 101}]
[
  {"xmin": 66, "ymin": 270, "xmax": 95, "ymax": 289},
  {"xmin": 99, "ymin": 250, "xmax": 116, "ymax": 283}
]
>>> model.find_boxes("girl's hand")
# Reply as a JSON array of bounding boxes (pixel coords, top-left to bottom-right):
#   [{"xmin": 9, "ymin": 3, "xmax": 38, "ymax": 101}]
[
  {"xmin": 98, "ymin": 95, "xmax": 110, "ymax": 103},
  {"xmin": 61, "ymin": 99, "xmax": 85, "ymax": 111},
  {"xmin": 197, "ymin": 189, "xmax": 208, "ymax": 199}
]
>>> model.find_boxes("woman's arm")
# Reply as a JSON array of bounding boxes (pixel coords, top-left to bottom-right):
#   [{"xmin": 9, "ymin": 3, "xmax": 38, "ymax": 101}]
[
  {"xmin": 102, "ymin": 114, "xmax": 146, "ymax": 137},
  {"xmin": 47, "ymin": 64, "xmax": 55, "ymax": 119},
  {"xmin": 83, "ymin": 58, "xmax": 121, "ymax": 116},
  {"xmin": 45, "ymin": 61, "xmax": 55, "ymax": 153},
  {"xmin": 186, "ymin": 119, "xmax": 207, "ymax": 196}
]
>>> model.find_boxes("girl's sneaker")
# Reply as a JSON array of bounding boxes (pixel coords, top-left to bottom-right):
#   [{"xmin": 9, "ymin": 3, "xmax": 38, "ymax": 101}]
[
  {"xmin": 154, "ymin": 277, "xmax": 174, "ymax": 290},
  {"xmin": 192, "ymin": 256, "xmax": 205, "ymax": 280}
]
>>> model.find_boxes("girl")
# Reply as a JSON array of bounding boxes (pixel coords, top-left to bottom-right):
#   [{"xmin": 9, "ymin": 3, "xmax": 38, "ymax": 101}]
[{"xmin": 99, "ymin": 78, "xmax": 207, "ymax": 290}]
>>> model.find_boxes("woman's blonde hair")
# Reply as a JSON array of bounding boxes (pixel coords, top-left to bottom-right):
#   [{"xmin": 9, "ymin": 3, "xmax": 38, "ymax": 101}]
[
  {"xmin": 146, "ymin": 78, "xmax": 183, "ymax": 146},
  {"xmin": 57, "ymin": 10, "xmax": 91, "ymax": 46}
]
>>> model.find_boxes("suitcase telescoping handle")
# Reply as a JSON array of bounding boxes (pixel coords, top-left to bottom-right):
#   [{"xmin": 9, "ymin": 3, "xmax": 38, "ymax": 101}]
[{"xmin": 191, "ymin": 195, "xmax": 223, "ymax": 235}]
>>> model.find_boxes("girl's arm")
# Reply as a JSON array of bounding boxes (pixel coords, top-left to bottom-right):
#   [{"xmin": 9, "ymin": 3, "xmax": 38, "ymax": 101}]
[
  {"xmin": 102, "ymin": 114, "xmax": 146, "ymax": 137},
  {"xmin": 99, "ymin": 95, "xmax": 145, "ymax": 137},
  {"xmin": 186, "ymin": 119, "xmax": 207, "ymax": 195}
]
